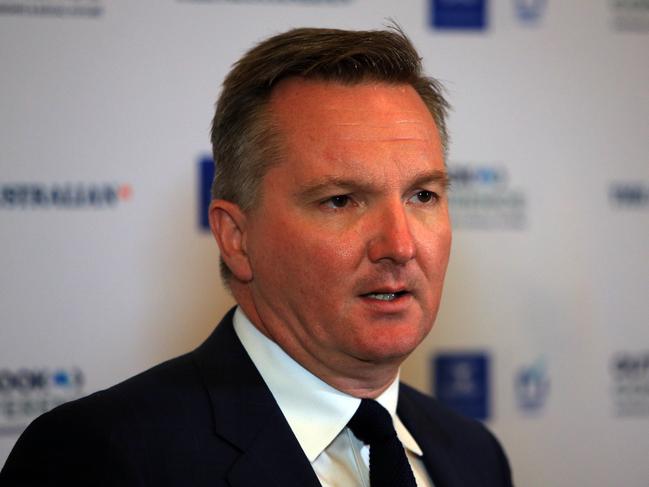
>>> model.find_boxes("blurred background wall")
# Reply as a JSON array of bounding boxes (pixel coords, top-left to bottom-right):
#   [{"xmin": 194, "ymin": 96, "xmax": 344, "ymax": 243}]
[{"xmin": 1, "ymin": 1, "xmax": 648, "ymax": 485}]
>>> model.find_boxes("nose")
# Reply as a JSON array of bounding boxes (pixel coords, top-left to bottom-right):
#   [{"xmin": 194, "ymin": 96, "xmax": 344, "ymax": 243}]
[{"xmin": 366, "ymin": 202, "xmax": 417, "ymax": 265}]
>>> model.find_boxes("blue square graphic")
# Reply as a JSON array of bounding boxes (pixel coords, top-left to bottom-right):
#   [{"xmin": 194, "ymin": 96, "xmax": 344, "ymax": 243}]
[
  {"xmin": 198, "ymin": 155, "xmax": 215, "ymax": 231},
  {"xmin": 433, "ymin": 352, "xmax": 490, "ymax": 420},
  {"xmin": 431, "ymin": 0, "xmax": 487, "ymax": 30}
]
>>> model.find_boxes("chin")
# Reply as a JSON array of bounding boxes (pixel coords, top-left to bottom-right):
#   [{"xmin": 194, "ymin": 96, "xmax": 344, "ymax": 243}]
[{"xmin": 355, "ymin": 334, "xmax": 424, "ymax": 364}]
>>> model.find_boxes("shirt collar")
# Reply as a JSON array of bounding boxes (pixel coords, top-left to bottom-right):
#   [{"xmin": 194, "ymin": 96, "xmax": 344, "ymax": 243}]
[{"xmin": 232, "ymin": 307, "xmax": 423, "ymax": 461}]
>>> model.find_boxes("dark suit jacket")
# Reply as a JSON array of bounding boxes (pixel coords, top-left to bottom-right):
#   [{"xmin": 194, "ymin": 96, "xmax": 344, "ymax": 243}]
[{"xmin": 1, "ymin": 309, "xmax": 513, "ymax": 486}]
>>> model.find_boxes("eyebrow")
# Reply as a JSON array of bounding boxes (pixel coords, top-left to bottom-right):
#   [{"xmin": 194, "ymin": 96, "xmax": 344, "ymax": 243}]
[
  {"xmin": 295, "ymin": 170, "xmax": 450, "ymax": 202},
  {"xmin": 412, "ymin": 170, "xmax": 450, "ymax": 190}
]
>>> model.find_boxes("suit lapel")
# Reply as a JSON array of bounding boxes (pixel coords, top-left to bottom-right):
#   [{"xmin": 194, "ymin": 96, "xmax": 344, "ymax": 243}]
[
  {"xmin": 192, "ymin": 309, "xmax": 321, "ymax": 487},
  {"xmin": 397, "ymin": 387, "xmax": 464, "ymax": 487},
  {"xmin": 225, "ymin": 411, "xmax": 322, "ymax": 487}
]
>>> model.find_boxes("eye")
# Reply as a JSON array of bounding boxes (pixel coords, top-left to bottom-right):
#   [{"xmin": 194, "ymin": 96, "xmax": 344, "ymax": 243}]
[
  {"xmin": 322, "ymin": 195, "xmax": 351, "ymax": 209},
  {"xmin": 409, "ymin": 190, "xmax": 438, "ymax": 204}
]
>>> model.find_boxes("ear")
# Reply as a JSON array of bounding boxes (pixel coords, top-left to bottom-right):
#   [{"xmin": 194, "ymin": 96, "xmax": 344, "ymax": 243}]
[{"xmin": 209, "ymin": 199, "xmax": 253, "ymax": 282}]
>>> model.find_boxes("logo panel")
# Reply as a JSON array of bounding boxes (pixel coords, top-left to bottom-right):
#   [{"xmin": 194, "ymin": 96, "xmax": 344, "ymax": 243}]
[
  {"xmin": 610, "ymin": 182, "xmax": 649, "ymax": 208},
  {"xmin": 431, "ymin": 0, "xmax": 488, "ymax": 30},
  {"xmin": 0, "ymin": 0, "xmax": 104, "ymax": 17},
  {"xmin": 432, "ymin": 352, "xmax": 490, "ymax": 420},
  {"xmin": 448, "ymin": 163, "xmax": 527, "ymax": 230},
  {"xmin": 610, "ymin": 351, "xmax": 649, "ymax": 417},
  {"xmin": 609, "ymin": 0, "xmax": 649, "ymax": 32},
  {"xmin": 198, "ymin": 155, "xmax": 215, "ymax": 232},
  {"xmin": 0, "ymin": 367, "xmax": 85, "ymax": 435},
  {"xmin": 0, "ymin": 182, "xmax": 132, "ymax": 209},
  {"xmin": 515, "ymin": 358, "xmax": 550, "ymax": 413},
  {"xmin": 178, "ymin": 0, "xmax": 351, "ymax": 4},
  {"xmin": 514, "ymin": 0, "xmax": 547, "ymax": 23}
]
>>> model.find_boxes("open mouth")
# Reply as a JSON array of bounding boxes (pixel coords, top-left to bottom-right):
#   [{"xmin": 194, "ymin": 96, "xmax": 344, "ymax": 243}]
[{"xmin": 362, "ymin": 290, "xmax": 410, "ymax": 301}]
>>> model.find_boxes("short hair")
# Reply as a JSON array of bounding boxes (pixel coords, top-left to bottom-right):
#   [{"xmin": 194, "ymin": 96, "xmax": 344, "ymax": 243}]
[{"xmin": 210, "ymin": 26, "xmax": 450, "ymax": 281}]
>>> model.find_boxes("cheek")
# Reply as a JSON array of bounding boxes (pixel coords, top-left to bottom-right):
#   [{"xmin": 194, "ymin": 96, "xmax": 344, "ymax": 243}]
[
  {"xmin": 437, "ymin": 228, "xmax": 452, "ymax": 269},
  {"xmin": 297, "ymin": 230, "xmax": 360, "ymax": 285},
  {"xmin": 317, "ymin": 235, "xmax": 358, "ymax": 265},
  {"xmin": 418, "ymin": 225, "xmax": 452, "ymax": 279},
  {"xmin": 253, "ymin": 218, "xmax": 358, "ymax": 287}
]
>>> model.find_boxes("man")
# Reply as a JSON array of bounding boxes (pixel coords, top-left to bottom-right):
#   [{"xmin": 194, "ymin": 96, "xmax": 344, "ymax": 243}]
[{"xmin": 1, "ymin": 27, "xmax": 513, "ymax": 486}]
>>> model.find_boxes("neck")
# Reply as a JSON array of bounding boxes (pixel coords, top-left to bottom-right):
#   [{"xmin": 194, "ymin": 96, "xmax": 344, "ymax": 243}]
[{"xmin": 324, "ymin": 370, "xmax": 399, "ymax": 399}]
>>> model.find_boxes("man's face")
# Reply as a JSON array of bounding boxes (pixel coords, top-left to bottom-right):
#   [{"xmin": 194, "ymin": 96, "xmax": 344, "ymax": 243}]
[{"xmin": 241, "ymin": 79, "xmax": 451, "ymax": 380}]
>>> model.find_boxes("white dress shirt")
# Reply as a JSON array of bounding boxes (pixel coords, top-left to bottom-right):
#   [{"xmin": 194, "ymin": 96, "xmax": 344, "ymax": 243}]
[{"xmin": 233, "ymin": 307, "xmax": 434, "ymax": 487}]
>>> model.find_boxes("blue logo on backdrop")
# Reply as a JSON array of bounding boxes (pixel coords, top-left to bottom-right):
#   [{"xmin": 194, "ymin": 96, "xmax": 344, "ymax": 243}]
[
  {"xmin": 0, "ymin": 367, "xmax": 85, "ymax": 435},
  {"xmin": 431, "ymin": 0, "xmax": 488, "ymax": 30},
  {"xmin": 433, "ymin": 352, "xmax": 490, "ymax": 420},
  {"xmin": 178, "ymin": 0, "xmax": 351, "ymax": 3},
  {"xmin": 0, "ymin": 0, "xmax": 104, "ymax": 18},
  {"xmin": 610, "ymin": 351, "xmax": 649, "ymax": 417},
  {"xmin": 609, "ymin": 182, "xmax": 649, "ymax": 208},
  {"xmin": 0, "ymin": 368, "xmax": 84, "ymax": 394},
  {"xmin": 447, "ymin": 162, "xmax": 527, "ymax": 230},
  {"xmin": 514, "ymin": 0, "xmax": 546, "ymax": 23},
  {"xmin": 449, "ymin": 165, "xmax": 507, "ymax": 187},
  {"xmin": 198, "ymin": 155, "xmax": 215, "ymax": 231},
  {"xmin": 515, "ymin": 358, "xmax": 550, "ymax": 412},
  {"xmin": 609, "ymin": 0, "xmax": 649, "ymax": 32},
  {"xmin": 0, "ymin": 182, "xmax": 132, "ymax": 209}
]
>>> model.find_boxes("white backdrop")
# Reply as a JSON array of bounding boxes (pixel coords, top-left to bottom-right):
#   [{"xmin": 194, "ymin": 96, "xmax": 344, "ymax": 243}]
[{"xmin": 1, "ymin": 1, "xmax": 648, "ymax": 485}]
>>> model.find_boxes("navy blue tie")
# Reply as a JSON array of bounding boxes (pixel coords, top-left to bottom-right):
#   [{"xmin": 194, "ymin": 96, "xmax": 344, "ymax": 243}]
[{"xmin": 348, "ymin": 399, "xmax": 417, "ymax": 487}]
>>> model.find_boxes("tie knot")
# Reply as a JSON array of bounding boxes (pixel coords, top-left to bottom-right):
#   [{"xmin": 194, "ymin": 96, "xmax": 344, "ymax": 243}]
[{"xmin": 348, "ymin": 399, "xmax": 397, "ymax": 445}]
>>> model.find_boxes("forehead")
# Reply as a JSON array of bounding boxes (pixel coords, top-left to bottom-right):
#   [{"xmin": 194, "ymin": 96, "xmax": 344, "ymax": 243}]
[{"xmin": 267, "ymin": 78, "xmax": 440, "ymax": 147}]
